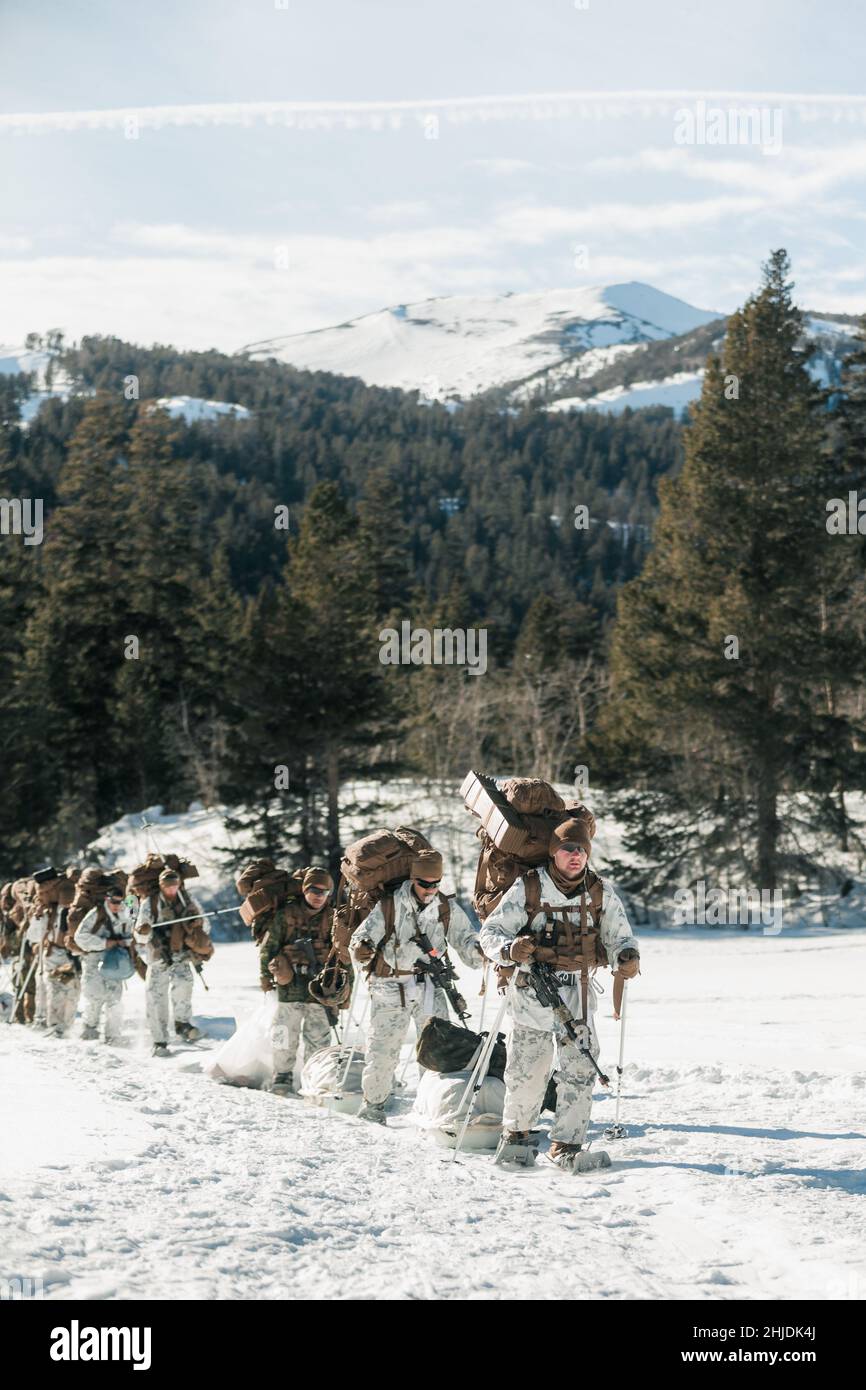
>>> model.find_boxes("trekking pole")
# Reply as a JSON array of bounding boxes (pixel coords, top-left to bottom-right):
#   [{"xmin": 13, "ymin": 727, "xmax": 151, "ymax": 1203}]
[
  {"xmin": 478, "ymin": 959, "xmax": 489, "ymax": 1033},
  {"xmin": 450, "ymin": 992, "xmax": 509, "ymax": 1163},
  {"xmin": 191, "ymin": 960, "xmax": 210, "ymax": 992},
  {"xmin": 604, "ymin": 980, "xmax": 629, "ymax": 1140},
  {"xmin": 331, "ymin": 973, "xmax": 368, "ymax": 1098},
  {"xmin": 7, "ymin": 953, "xmax": 39, "ymax": 1025}
]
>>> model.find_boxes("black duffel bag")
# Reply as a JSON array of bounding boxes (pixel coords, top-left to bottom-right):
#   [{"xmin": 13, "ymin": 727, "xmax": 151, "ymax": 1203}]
[{"xmin": 416, "ymin": 1016, "xmax": 507, "ymax": 1079}]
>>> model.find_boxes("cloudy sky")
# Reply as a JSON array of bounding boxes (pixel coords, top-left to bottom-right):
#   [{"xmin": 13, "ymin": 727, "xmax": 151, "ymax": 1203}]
[{"xmin": 1, "ymin": 0, "xmax": 864, "ymax": 352}]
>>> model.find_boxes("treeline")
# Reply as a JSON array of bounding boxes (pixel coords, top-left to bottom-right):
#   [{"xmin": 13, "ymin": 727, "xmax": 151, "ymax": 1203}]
[
  {"xmin": 2, "ymin": 248, "xmax": 864, "ymax": 899},
  {"xmin": 0, "ymin": 333, "xmax": 682, "ymax": 881}
]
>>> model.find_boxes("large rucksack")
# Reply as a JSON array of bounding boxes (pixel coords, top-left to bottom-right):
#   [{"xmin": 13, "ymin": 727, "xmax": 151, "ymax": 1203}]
[
  {"xmin": 32, "ymin": 866, "xmax": 75, "ymax": 910},
  {"xmin": 9, "ymin": 877, "xmax": 38, "ymax": 929},
  {"xmin": 67, "ymin": 866, "xmax": 129, "ymax": 937},
  {"xmin": 461, "ymin": 770, "xmax": 596, "ymax": 921},
  {"xmin": 235, "ymin": 859, "xmax": 305, "ymax": 939},
  {"xmin": 127, "ymin": 852, "xmax": 198, "ymax": 902},
  {"xmin": 331, "ymin": 826, "xmax": 433, "ymax": 961}
]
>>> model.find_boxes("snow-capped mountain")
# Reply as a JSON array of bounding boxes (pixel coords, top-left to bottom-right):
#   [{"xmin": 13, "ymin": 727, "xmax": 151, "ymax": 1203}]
[
  {"xmin": 241, "ymin": 284, "xmax": 862, "ymax": 417},
  {"xmin": 240, "ymin": 282, "xmax": 723, "ymax": 401}
]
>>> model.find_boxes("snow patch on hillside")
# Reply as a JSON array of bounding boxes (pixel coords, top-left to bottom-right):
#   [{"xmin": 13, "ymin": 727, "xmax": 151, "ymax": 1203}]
[
  {"xmin": 549, "ymin": 371, "xmax": 705, "ymax": 418},
  {"xmin": 153, "ymin": 396, "xmax": 252, "ymax": 424}
]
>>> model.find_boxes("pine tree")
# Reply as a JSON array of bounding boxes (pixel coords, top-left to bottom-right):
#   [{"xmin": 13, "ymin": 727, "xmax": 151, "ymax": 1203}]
[
  {"xmin": 603, "ymin": 250, "xmax": 860, "ymax": 892},
  {"xmin": 20, "ymin": 395, "xmax": 133, "ymax": 849}
]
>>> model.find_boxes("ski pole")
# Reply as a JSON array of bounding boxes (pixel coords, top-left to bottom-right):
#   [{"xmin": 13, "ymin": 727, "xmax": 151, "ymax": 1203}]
[
  {"xmin": 451, "ymin": 992, "xmax": 509, "ymax": 1163},
  {"xmin": 138, "ymin": 906, "xmax": 240, "ymax": 930},
  {"xmin": 7, "ymin": 953, "xmax": 39, "ymax": 1025},
  {"xmin": 330, "ymin": 973, "xmax": 367, "ymax": 1098},
  {"xmin": 604, "ymin": 980, "xmax": 629, "ymax": 1140},
  {"xmin": 477, "ymin": 958, "xmax": 489, "ymax": 1033},
  {"xmin": 191, "ymin": 960, "xmax": 210, "ymax": 992}
]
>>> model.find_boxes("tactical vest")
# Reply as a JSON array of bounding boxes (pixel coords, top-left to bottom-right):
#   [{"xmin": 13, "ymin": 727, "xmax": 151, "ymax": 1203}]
[
  {"xmin": 523, "ymin": 868, "xmax": 607, "ymax": 972},
  {"xmin": 369, "ymin": 891, "xmax": 452, "ymax": 979},
  {"xmin": 267, "ymin": 902, "xmax": 332, "ymax": 987}
]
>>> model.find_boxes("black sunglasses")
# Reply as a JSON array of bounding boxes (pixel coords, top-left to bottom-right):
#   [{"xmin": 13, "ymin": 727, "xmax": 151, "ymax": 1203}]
[
  {"xmin": 415, "ymin": 878, "xmax": 441, "ymax": 889},
  {"xmin": 557, "ymin": 843, "xmax": 586, "ymax": 855}
]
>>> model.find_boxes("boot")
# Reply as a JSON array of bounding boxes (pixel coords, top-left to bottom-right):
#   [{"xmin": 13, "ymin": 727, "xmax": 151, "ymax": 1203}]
[
  {"xmin": 152, "ymin": 1041, "xmax": 170, "ymax": 1058},
  {"xmin": 357, "ymin": 1100, "xmax": 387, "ymax": 1125},
  {"xmin": 494, "ymin": 1129, "xmax": 539, "ymax": 1167},
  {"xmin": 270, "ymin": 1073, "xmax": 294, "ymax": 1096},
  {"xmin": 548, "ymin": 1140, "xmax": 612, "ymax": 1173},
  {"xmin": 80, "ymin": 1024, "xmax": 98, "ymax": 1041},
  {"xmin": 548, "ymin": 1141, "xmax": 581, "ymax": 1169},
  {"xmin": 175, "ymin": 1021, "xmax": 202, "ymax": 1042}
]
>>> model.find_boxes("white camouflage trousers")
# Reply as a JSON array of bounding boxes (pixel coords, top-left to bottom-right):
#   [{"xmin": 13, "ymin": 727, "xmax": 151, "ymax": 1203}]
[
  {"xmin": 503, "ymin": 1022, "xmax": 600, "ymax": 1145},
  {"xmin": 272, "ymin": 1001, "xmax": 332, "ymax": 1076},
  {"xmin": 80, "ymin": 958, "xmax": 125, "ymax": 1042},
  {"xmin": 46, "ymin": 971, "xmax": 79, "ymax": 1033},
  {"xmin": 145, "ymin": 960, "xmax": 194, "ymax": 1044},
  {"xmin": 362, "ymin": 979, "xmax": 448, "ymax": 1106}
]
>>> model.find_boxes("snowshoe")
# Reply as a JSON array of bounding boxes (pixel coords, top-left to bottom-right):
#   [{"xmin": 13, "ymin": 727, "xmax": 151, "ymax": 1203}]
[
  {"xmin": 152, "ymin": 1042, "xmax": 170, "ymax": 1058},
  {"xmin": 357, "ymin": 1100, "xmax": 388, "ymax": 1125},
  {"xmin": 175, "ymin": 1022, "xmax": 202, "ymax": 1043},
  {"xmin": 603, "ymin": 1123, "xmax": 627, "ymax": 1140},
  {"xmin": 493, "ymin": 1130, "xmax": 539, "ymax": 1167},
  {"xmin": 269, "ymin": 1073, "xmax": 295, "ymax": 1097},
  {"xmin": 547, "ymin": 1141, "xmax": 612, "ymax": 1173}
]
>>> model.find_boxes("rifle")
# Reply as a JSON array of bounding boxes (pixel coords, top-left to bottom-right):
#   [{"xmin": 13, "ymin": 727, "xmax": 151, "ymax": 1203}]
[
  {"xmin": 524, "ymin": 956, "xmax": 610, "ymax": 1086},
  {"xmin": 293, "ymin": 928, "xmax": 340, "ymax": 1028},
  {"xmin": 413, "ymin": 929, "xmax": 471, "ymax": 1028}
]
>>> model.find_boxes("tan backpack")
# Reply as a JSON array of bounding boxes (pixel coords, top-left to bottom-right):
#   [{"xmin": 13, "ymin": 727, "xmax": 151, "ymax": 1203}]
[
  {"xmin": 128, "ymin": 852, "xmax": 198, "ymax": 901},
  {"xmin": 332, "ymin": 827, "xmax": 433, "ymax": 963},
  {"xmin": 67, "ymin": 867, "xmax": 128, "ymax": 935},
  {"xmin": 461, "ymin": 770, "xmax": 596, "ymax": 921},
  {"xmin": 235, "ymin": 859, "xmax": 305, "ymax": 935}
]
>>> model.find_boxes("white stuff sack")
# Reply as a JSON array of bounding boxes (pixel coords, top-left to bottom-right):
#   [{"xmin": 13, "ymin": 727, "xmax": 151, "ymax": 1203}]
[
  {"xmin": 300, "ymin": 1044, "xmax": 365, "ymax": 1100},
  {"xmin": 203, "ymin": 993, "xmax": 276, "ymax": 1088},
  {"xmin": 413, "ymin": 1067, "xmax": 505, "ymax": 1141}
]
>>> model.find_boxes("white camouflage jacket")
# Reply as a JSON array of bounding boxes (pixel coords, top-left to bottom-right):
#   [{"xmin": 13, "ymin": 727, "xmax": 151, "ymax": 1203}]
[
  {"xmin": 26, "ymin": 908, "xmax": 73, "ymax": 969},
  {"xmin": 478, "ymin": 866, "xmax": 639, "ymax": 1032},
  {"xmin": 134, "ymin": 889, "xmax": 208, "ymax": 966},
  {"xmin": 349, "ymin": 878, "xmax": 482, "ymax": 978},
  {"xmin": 74, "ymin": 902, "xmax": 135, "ymax": 960}
]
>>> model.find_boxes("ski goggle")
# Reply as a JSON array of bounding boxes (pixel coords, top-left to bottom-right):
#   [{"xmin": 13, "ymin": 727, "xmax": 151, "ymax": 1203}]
[
  {"xmin": 305, "ymin": 885, "xmax": 330, "ymax": 896},
  {"xmin": 556, "ymin": 843, "xmax": 586, "ymax": 855},
  {"xmin": 415, "ymin": 878, "xmax": 441, "ymax": 889}
]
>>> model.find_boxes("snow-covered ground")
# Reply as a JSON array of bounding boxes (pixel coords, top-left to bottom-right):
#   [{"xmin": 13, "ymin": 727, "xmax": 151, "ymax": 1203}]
[
  {"xmin": 3, "ymin": 782, "xmax": 863, "ymax": 1301},
  {"xmin": 2, "ymin": 919, "xmax": 864, "ymax": 1300},
  {"xmin": 548, "ymin": 370, "xmax": 705, "ymax": 418}
]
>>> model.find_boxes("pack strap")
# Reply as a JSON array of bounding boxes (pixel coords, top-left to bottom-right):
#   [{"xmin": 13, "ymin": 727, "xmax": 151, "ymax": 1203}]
[{"xmin": 437, "ymin": 892, "xmax": 452, "ymax": 933}]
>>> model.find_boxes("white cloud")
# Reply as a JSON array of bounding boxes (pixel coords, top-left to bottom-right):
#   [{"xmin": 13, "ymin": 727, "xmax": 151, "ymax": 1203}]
[
  {"xmin": 466, "ymin": 158, "xmax": 539, "ymax": 176},
  {"xmin": 3, "ymin": 91, "xmax": 866, "ymax": 137},
  {"xmin": 494, "ymin": 194, "xmax": 766, "ymax": 243}
]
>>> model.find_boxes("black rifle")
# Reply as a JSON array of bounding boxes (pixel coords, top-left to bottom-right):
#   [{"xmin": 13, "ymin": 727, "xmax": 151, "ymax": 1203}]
[
  {"xmin": 413, "ymin": 930, "xmax": 471, "ymax": 1028},
  {"xmin": 151, "ymin": 924, "xmax": 174, "ymax": 969},
  {"xmin": 287, "ymin": 935, "xmax": 319, "ymax": 977},
  {"xmin": 525, "ymin": 957, "xmax": 610, "ymax": 1086}
]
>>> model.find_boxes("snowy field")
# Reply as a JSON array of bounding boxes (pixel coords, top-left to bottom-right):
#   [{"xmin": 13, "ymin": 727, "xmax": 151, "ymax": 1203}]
[{"xmin": 1, "ymin": 921, "xmax": 864, "ymax": 1302}]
